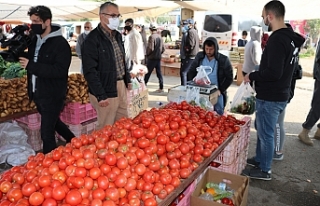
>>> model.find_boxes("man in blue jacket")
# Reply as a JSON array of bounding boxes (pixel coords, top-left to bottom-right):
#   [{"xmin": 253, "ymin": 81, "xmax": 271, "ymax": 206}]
[{"xmin": 19, "ymin": 5, "xmax": 75, "ymax": 154}]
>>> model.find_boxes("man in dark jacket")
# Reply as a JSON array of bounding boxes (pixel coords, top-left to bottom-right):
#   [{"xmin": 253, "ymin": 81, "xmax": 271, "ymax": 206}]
[
  {"xmin": 144, "ymin": 25, "xmax": 165, "ymax": 93},
  {"xmin": 19, "ymin": 5, "xmax": 75, "ymax": 154},
  {"xmin": 243, "ymin": 0, "xmax": 305, "ymax": 180},
  {"xmin": 188, "ymin": 37, "xmax": 233, "ymax": 114},
  {"xmin": 81, "ymin": 2, "xmax": 130, "ymax": 130},
  {"xmin": 180, "ymin": 19, "xmax": 200, "ymax": 86}
]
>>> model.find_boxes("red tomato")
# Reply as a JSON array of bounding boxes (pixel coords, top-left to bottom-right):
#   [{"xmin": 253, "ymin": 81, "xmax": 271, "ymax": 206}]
[
  {"xmin": 65, "ymin": 189, "xmax": 82, "ymax": 205},
  {"xmin": 105, "ymin": 188, "xmax": 120, "ymax": 202},
  {"xmin": 52, "ymin": 185, "xmax": 66, "ymax": 201},
  {"xmin": 29, "ymin": 192, "xmax": 44, "ymax": 206}
]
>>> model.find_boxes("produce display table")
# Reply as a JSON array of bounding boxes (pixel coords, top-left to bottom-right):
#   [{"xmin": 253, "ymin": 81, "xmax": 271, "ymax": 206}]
[
  {"xmin": 159, "ymin": 134, "xmax": 234, "ymax": 206},
  {"xmin": 0, "ymin": 109, "xmax": 37, "ymax": 124}
]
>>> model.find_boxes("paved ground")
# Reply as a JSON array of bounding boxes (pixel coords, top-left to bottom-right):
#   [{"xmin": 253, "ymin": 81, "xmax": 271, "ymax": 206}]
[{"xmin": 71, "ymin": 56, "xmax": 320, "ymax": 205}]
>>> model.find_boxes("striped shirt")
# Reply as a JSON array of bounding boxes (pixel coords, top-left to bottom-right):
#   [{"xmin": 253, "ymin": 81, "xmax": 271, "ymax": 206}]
[{"xmin": 99, "ymin": 24, "xmax": 125, "ymax": 79}]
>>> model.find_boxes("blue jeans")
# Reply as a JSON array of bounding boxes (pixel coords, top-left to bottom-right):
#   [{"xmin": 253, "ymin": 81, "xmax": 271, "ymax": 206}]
[
  {"xmin": 254, "ymin": 99, "xmax": 287, "ymax": 172},
  {"xmin": 214, "ymin": 95, "xmax": 224, "ymax": 115},
  {"xmin": 180, "ymin": 58, "xmax": 195, "ymax": 86}
]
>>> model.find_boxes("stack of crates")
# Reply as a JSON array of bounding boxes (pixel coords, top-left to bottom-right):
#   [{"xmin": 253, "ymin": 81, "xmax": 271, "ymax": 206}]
[
  {"xmin": 16, "ymin": 113, "xmax": 42, "ymax": 152},
  {"xmin": 210, "ymin": 116, "xmax": 251, "ymax": 175},
  {"xmin": 59, "ymin": 102, "xmax": 98, "ymax": 138}
]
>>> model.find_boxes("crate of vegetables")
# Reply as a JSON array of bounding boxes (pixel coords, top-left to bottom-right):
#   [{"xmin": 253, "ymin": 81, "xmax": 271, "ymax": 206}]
[{"xmin": 191, "ymin": 168, "xmax": 249, "ymax": 206}]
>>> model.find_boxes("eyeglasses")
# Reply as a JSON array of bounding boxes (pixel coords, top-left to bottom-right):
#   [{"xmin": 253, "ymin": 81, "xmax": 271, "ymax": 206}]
[{"xmin": 100, "ymin": 13, "xmax": 121, "ymax": 19}]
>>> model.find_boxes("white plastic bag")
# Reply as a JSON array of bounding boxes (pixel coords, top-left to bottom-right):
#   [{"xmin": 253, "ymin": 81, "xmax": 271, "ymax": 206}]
[
  {"xmin": 131, "ymin": 78, "xmax": 141, "ymax": 90},
  {"xmin": 0, "ymin": 121, "xmax": 35, "ymax": 166},
  {"xmin": 186, "ymin": 86, "xmax": 200, "ymax": 105},
  {"xmin": 130, "ymin": 62, "xmax": 148, "ymax": 76},
  {"xmin": 230, "ymin": 82, "xmax": 256, "ymax": 115},
  {"xmin": 193, "ymin": 66, "xmax": 212, "ymax": 86}
]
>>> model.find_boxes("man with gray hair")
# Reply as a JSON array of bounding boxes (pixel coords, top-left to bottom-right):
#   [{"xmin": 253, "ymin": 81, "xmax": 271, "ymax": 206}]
[
  {"xmin": 82, "ymin": 2, "xmax": 130, "ymax": 129},
  {"xmin": 76, "ymin": 21, "xmax": 92, "ymax": 73}
]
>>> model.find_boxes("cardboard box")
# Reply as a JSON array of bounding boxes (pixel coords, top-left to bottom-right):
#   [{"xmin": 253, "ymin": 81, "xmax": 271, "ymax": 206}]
[
  {"xmin": 191, "ymin": 168, "xmax": 249, "ymax": 206},
  {"xmin": 167, "ymin": 85, "xmax": 219, "ymax": 106},
  {"xmin": 164, "ymin": 67, "xmax": 180, "ymax": 77},
  {"xmin": 127, "ymin": 89, "xmax": 149, "ymax": 118}
]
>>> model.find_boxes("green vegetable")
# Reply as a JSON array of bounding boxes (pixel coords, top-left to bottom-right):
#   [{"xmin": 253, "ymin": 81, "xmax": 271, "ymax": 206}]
[
  {"xmin": 1, "ymin": 62, "xmax": 25, "ymax": 79},
  {"xmin": 0, "ymin": 56, "xmax": 6, "ymax": 76},
  {"xmin": 213, "ymin": 192, "xmax": 233, "ymax": 201}
]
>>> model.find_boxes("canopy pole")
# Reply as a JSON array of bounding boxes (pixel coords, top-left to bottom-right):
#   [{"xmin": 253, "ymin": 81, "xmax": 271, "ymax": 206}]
[{"xmin": 1, "ymin": 6, "xmax": 22, "ymax": 20}]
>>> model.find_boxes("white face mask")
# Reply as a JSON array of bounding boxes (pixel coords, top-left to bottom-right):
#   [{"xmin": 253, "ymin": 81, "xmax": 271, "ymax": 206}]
[
  {"xmin": 107, "ymin": 18, "xmax": 120, "ymax": 30},
  {"xmin": 84, "ymin": 30, "xmax": 90, "ymax": 35}
]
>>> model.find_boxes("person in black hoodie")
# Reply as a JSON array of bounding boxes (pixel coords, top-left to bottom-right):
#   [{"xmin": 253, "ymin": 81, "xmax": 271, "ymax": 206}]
[
  {"xmin": 188, "ymin": 37, "xmax": 233, "ymax": 114},
  {"xmin": 243, "ymin": 0, "xmax": 305, "ymax": 180},
  {"xmin": 19, "ymin": 6, "xmax": 75, "ymax": 154}
]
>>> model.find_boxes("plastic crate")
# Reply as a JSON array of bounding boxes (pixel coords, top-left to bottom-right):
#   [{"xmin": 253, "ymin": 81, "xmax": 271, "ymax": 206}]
[
  {"xmin": 62, "ymin": 118, "xmax": 97, "ymax": 137},
  {"xmin": 237, "ymin": 148, "xmax": 249, "ymax": 174},
  {"xmin": 15, "ymin": 113, "xmax": 41, "ymax": 128},
  {"xmin": 235, "ymin": 116, "xmax": 251, "ymax": 155},
  {"xmin": 214, "ymin": 133, "xmax": 239, "ymax": 165},
  {"xmin": 170, "ymin": 180, "xmax": 196, "ymax": 206},
  {"xmin": 17, "ymin": 122, "xmax": 42, "ymax": 152},
  {"xmin": 209, "ymin": 157, "xmax": 239, "ymax": 175},
  {"xmin": 60, "ymin": 102, "xmax": 97, "ymax": 125}
]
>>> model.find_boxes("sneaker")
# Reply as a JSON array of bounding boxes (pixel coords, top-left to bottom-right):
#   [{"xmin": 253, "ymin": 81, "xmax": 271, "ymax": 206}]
[
  {"xmin": 243, "ymin": 168, "xmax": 272, "ymax": 181},
  {"xmin": 247, "ymin": 157, "xmax": 260, "ymax": 167},
  {"xmin": 273, "ymin": 152, "xmax": 284, "ymax": 161}
]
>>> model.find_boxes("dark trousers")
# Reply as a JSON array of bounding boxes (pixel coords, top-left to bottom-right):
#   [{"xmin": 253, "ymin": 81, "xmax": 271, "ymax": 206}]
[
  {"xmin": 180, "ymin": 58, "xmax": 195, "ymax": 86},
  {"xmin": 144, "ymin": 59, "xmax": 163, "ymax": 90},
  {"xmin": 34, "ymin": 96, "xmax": 75, "ymax": 154},
  {"xmin": 303, "ymin": 79, "xmax": 320, "ymax": 130}
]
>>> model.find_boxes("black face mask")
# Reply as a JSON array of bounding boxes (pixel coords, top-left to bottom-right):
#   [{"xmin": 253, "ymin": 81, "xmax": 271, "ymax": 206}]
[
  {"xmin": 124, "ymin": 25, "xmax": 132, "ymax": 32},
  {"xmin": 31, "ymin": 24, "xmax": 46, "ymax": 35}
]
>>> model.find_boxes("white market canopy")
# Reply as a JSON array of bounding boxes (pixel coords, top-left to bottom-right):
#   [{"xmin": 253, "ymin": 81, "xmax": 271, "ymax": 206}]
[
  {"xmin": 174, "ymin": 0, "xmax": 320, "ymax": 20},
  {"xmin": 0, "ymin": 0, "xmax": 320, "ymax": 22},
  {"xmin": 0, "ymin": 0, "xmax": 180, "ymax": 22}
]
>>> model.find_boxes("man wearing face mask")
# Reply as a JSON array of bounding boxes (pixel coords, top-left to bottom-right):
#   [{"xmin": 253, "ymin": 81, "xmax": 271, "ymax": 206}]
[
  {"xmin": 123, "ymin": 18, "xmax": 144, "ymax": 66},
  {"xmin": 243, "ymin": 0, "xmax": 305, "ymax": 180},
  {"xmin": 81, "ymin": 2, "xmax": 130, "ymax": 129},
  {"xmin": 18, "ymin": 5, "xmax": 75, "ymax": 154},
  {"xmin": 180, "ymin": 18, "xmax": 200, "ymax": 86},
  {"xmin": 76, "ymin": 21, "xmax": 92, "ymax": 73}
]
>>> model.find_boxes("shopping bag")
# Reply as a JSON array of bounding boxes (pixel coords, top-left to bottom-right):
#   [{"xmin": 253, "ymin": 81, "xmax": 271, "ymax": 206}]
[
  {"xmin": 131, "ymin": 78, "xmax": 141, "ymax": 90},
  {"xmin": 193, "ymin": 66, "xmax": 212, "ymax": 86},
  {"xmin": 230, "ymin": 82, "xmax": 256, "ymax": 115},
  {"xmin": 130, "ymin": 62, "xmax": 148, "ymax": 76},
  {"xmin": 186, "ymin": 86, "xmax": 200, "ymax": 106}
]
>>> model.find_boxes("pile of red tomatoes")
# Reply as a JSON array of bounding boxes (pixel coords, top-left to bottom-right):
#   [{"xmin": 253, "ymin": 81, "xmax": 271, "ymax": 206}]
[{"xmin": 0, "ymin": 101, "xmax": 245, "ymax": 206}]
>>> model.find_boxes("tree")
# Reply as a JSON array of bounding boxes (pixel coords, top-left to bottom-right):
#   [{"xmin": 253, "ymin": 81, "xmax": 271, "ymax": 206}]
[{"xmin": 305, "ymin": 19, "xmax": 320, "ymax": 45}]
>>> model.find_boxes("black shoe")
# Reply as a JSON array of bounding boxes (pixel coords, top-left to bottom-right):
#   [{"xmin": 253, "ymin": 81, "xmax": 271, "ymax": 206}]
[
  {"xmin": 243, "ymin": 168, "xmax": 272, "ymax": 181},
  {"xmin": 247, "ymin": 157, "xmax": 260, "ymax": 167}
]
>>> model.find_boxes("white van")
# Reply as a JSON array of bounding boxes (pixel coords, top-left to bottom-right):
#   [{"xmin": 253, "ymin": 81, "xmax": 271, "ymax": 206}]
[{"xmin": 201, "ymin": 13, "xmax": 267, "ymax": 51}]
